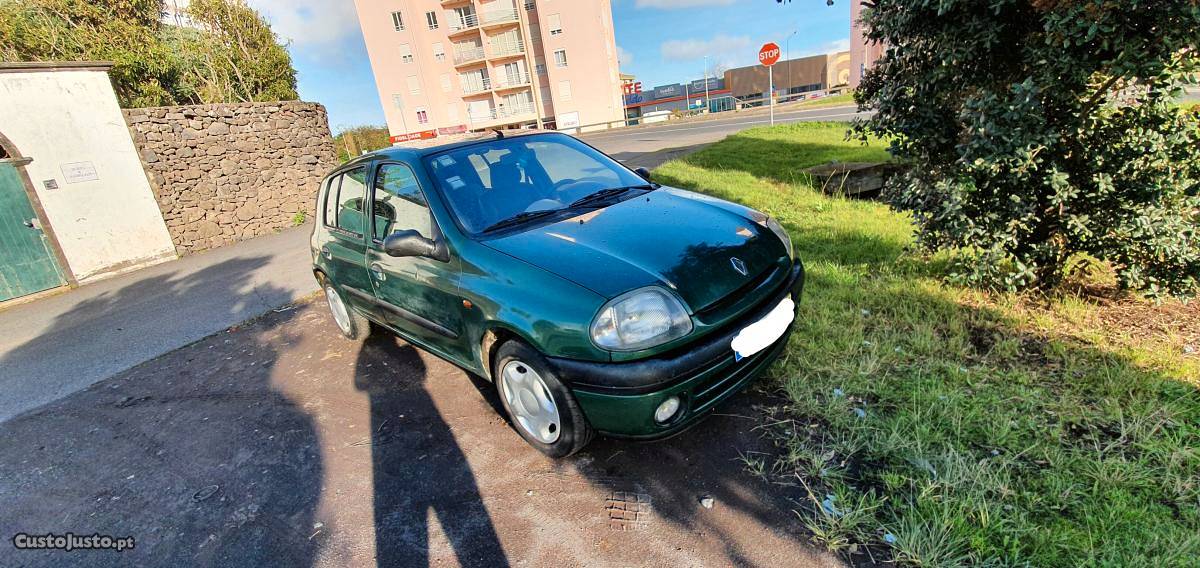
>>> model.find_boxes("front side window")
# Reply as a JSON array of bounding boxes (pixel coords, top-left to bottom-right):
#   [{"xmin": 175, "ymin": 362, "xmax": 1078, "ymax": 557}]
[
  {"xmin": 424, "ymin": 135, "xmax": 646, "ymax": 235},
  {"xmin": 324, "ymin": 166, "xmax": 368, "ymax": 236},
  {"xmin": 373, "ymin": 164, "xmax": 431, "ymax": 240}
]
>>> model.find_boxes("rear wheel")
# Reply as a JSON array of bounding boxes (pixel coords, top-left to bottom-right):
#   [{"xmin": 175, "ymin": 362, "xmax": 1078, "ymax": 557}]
[
  {"xmin": 493, "ymin": 340, "xmax": 593, "ymax": 458},
  {"xmin": 319, "ymin": 276, "xmax": 371, "ymax": 341}
]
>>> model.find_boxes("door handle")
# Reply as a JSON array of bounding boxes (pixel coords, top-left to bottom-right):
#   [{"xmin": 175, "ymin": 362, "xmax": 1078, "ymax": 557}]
[
  {"xmin": 370, "ymin": 263, "xmax": 386, "ymax": 282},
  {"xmin": 22, "ymin": 218, "xmax": 41, "ymax": 230}
]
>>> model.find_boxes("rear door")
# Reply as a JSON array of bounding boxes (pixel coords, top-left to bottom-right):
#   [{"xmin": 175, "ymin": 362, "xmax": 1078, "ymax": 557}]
[
  {"xmin": 0, "ymin": 160, "xmax": 66, "ymax": 301},
  {"xmin": 317, "ymin": 166, "xmax": 373, "ymax": 309},
  {"xmin": 365, "ymin": 162, "xmax": 466, "ymax": 358}
]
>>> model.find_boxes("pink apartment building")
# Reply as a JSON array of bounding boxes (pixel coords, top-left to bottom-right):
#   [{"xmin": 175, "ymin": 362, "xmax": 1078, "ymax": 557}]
[
  {"xmin": 849, "ymin": 0, "xmax": 884, "ymax": 89},
  {"xmin": 353, "ymin": 0, "xmax": 626, "ymax": 143}
]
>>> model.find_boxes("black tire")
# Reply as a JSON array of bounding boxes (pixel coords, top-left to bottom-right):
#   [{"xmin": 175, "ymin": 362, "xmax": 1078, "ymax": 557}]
[
  {"xmin": 318, "ymin": 274, "xmax": 372, "ymax": 341},
  {"xmin": 493, "ymin": 340, "xmax": 594, "ymax": 458}
]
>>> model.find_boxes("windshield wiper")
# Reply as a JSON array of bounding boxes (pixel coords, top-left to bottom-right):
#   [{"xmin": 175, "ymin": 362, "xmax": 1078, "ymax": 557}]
[
  {"xmin": 481, "ymin": 209, "xmax": 560, "ymax": 233},
  {"xmin": 568, "ymin": 184, "xmax": 654, "ymax": 208}
]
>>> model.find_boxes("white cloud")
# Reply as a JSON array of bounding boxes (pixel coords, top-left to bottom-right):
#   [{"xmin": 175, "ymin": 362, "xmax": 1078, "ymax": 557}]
[
  {"xmin": 168, "ymin": 0, "xmax": 361, "ymax": 48},
  {"xmin": 245, "ymin": 0, "xmax": 360, "ymax": 48},
  {"xmin": 635, "ymin": 0, "xmax": 737, "ymax": 8},
  {"xmin": 616, "ymin": 45, "xmax": 634, "ymax": 67},
  {"xmin": 661, "ymin": 34, "xmax": 751, "ymax": 62}
]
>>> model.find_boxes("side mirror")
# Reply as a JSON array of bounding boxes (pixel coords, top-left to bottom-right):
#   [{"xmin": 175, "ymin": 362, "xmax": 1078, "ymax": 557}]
[
  {"xmin": 634, "ymin": 167, "xmax": 652, "ymax": 182},
  {"xmin": 383, "ymin": 230, "xmax": 438, "ymax": 258}
]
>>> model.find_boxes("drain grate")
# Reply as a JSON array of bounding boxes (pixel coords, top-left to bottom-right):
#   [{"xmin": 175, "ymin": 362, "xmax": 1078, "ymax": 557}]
[{"xmin": 606, "ymin": 491, "xmax": 652, "ymax": 531}]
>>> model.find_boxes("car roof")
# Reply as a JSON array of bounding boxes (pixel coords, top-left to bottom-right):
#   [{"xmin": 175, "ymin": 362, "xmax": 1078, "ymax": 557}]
[{"xmin": 328, "ymin": 130, "xmax": 566, "ymax": 177}]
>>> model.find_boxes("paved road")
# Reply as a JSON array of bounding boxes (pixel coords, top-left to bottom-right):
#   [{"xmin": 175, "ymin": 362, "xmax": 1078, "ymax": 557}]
[
  {"xmin": 0, "ymin": 105, "xmax": 867, "ymax": 423},
  {"xmin": 585, "ymin": 104, "xmax": 868, "ymax": 168},
  {"xmin": 0, "ymin": 300, "xmax": 842, "ymax": 567}
]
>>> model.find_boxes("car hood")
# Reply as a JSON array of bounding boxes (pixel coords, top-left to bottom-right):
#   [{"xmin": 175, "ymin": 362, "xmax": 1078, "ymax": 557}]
[{"xmin": 482, "ymin": 187, "xmax": 787, "ymax": 312}]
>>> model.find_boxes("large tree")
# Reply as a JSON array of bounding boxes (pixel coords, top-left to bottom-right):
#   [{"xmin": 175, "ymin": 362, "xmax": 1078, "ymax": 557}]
[
  {"xmin": 0, "ymin": 0, "xmax": 298, "ymax": 107},
  {"xmin": 852, "ymin": 0, "xmax": 1200, "ymax": 297}
]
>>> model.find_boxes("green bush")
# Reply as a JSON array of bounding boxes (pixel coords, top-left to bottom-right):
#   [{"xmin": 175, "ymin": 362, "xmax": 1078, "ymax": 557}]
[{"xmin": 854, "ymin": 0, "xmax": 1200, "ymax": 298}]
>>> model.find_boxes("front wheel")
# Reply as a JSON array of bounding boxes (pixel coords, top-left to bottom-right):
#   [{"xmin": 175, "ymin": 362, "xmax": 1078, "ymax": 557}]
[{"xmin": 493, "ymin": 341, "xmax": 593, "ymax": 458}]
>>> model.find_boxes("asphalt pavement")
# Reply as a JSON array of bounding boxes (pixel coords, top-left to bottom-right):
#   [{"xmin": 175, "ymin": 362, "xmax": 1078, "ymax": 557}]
[{"xmin": 0, "ymin": 104, "xmax": 869, "ymax": 423}]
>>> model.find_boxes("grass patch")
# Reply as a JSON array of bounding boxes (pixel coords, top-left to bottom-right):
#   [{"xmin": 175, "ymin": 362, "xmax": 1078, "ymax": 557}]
[
  {"xmin": 788, "ymin": 92, "xmax": 856, "ymax": 109},
  {"xmin": 653, "ymin": 122, "xmax": 1200, "ymax": 567}
]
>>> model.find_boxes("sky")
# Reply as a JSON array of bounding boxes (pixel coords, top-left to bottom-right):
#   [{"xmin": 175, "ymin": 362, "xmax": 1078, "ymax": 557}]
[{"xmin": 241, "ymin": 0, "xmax": 851, "ymax": 133}]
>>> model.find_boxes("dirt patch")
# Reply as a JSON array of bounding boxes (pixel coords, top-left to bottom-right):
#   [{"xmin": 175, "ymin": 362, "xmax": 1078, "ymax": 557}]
[{"xmin": 0, "ymin": 300, "xmax": 842, "ymax": 567}]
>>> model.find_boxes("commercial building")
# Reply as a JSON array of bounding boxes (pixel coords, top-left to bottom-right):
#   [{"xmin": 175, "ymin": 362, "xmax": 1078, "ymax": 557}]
[
  {"xmin": 849, "ymin": 1, "xmax": 884, "ymax": 88},
  {"xmin": 723, "ymin": 51, "xmax": 850, "ymax": 101},
  {"xmin": 622, "ymin": 76, "xmax": 730, "ymax": 121},
  {"xmin": 353, "ymin": 0, "xmax": 626, "ymax": 142}
]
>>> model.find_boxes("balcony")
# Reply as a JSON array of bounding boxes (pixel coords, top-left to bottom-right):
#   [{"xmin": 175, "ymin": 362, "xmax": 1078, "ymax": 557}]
[
  {"xmin": 441, "ymin": 0, "xmax": 470, "ymax": 5},
  {"xmin": 460, "ymin": 77, "xmax": 492, "ymax": 94},
  {"xmin": 480, "ymin": 8, "xmax": 519, "ymax": 27},
  {"xmin": 492, "ymin": 72, "xmax": 531, "ymax": 90},
  {"xmin": 446, "ymin": 13, "xmax": 479, "ymax": 35},
  {"xmin": 468, "ymin": 108, "xmax": 498, "ymax": 124},
  {"xmin": 453, "ymin": 46, "xmax": 486, "ymax": 66},
  {"xmin": 498, "ymin": 102, "xmax": 535, "ymax": 119},
  {"xmin": 488, "ymin": 39, "xmax": 525, "ymax": 59}
]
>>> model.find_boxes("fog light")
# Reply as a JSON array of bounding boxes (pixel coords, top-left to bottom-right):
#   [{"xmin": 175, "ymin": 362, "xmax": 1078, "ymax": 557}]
[{"xmin": 654, "ymin": 396, "xmax": 682, "ymax": 424}]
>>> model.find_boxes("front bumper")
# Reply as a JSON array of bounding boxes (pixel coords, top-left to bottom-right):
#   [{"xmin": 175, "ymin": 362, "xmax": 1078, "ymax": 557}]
[{"xmin": 546, "ymin": 261, "xmax": 804, "ymax": 439}]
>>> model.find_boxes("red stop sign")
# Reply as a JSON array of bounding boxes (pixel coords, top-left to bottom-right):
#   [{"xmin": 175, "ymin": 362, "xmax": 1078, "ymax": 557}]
[{"xmin": 759, "ymin": 42, "xmax": 781, "ymax": 66}]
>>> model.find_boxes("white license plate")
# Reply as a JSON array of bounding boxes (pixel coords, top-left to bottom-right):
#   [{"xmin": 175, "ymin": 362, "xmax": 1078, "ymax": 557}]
[{"xmin": 730, "ymin": 297, "xmax": 795, "ymax": 361}]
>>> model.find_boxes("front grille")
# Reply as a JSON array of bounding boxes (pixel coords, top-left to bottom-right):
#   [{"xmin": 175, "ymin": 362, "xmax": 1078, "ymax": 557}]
[
  {"xmin": 694, "ymin": 264, "xmax": 779, "ymax": 319},
  {"xmin": 689, "ymin": 340, "xmax": 779, "ymax": 410}
]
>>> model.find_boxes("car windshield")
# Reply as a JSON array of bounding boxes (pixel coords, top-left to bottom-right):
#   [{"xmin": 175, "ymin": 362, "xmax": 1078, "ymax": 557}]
[{"xmin": 423, "ymin": 134, "xmax": 649, "ymax": 235}]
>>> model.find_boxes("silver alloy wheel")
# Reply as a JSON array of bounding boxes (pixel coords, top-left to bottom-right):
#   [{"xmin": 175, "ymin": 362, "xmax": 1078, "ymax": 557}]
[
  {"xmin": 500, "ymin": 360, "xmax": 562, "ymax": 444},
  {"xmin": 325, "ymin": 285, "xmax": 352, "ymax": 334}
]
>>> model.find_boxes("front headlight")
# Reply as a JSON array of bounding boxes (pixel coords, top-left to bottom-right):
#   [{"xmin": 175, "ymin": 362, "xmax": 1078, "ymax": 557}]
[
  {"xmin": 590, "ymin": 287, "xmax": 693, "ymax": 351},
  {"xmin": 765, "ymin": 216, "xmax": 794, "ymax": 259}
]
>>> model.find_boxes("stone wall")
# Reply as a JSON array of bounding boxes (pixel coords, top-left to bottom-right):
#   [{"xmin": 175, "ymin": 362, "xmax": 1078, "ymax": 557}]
[{"xmin": 124, "ymin": 101, "xmax": 337, "ymax": 254}]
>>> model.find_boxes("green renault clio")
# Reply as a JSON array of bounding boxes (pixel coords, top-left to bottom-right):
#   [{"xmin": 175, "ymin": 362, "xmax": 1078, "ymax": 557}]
[{"xmin": 312, "ymin": 131, "xmax": 803, "ymax": 457}]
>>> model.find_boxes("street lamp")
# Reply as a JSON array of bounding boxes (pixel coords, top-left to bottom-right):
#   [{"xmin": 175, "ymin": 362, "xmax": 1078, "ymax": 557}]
[
  {"xmin": 785, "ymin": 29, "xmax": 797, "ymax": 99},
  {"xmin": 703, "ymin": 55, "xmax": 711, "ymax": 113}
]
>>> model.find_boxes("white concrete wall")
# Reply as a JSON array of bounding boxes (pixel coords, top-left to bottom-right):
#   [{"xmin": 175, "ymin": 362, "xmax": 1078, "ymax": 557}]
[{"xmin": 0, "ymin": 68, "xmax": 176, "ymax": 281}]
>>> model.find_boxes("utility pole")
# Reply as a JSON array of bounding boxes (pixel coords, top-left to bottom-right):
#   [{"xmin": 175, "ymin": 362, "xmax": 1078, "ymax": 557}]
[
  {"xmin": 684, "ymin": 81, "xmax": 690, "ymax": 112},
  {"xmin": 785, "ymin": 29, "xmax": 797, "ymax": 100},
  {"xmin": 703, "ymin": 55, "xmax": 710, "ymax": 114}
]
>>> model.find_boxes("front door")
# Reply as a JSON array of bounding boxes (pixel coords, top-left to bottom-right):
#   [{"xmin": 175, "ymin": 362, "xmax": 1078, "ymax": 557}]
[
  {"xmin": 0, "ymin": 161, "xmax": 66, "ymax": 302},
  {"xmin": 365, "ymin": 162, "xmax": 466, "ymax": 362}
]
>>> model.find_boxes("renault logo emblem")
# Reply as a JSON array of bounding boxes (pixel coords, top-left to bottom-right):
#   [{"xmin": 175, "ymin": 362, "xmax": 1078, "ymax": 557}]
[{"xmin": 730, "ymin": 257, "xmax": 748, "ymax": 276}]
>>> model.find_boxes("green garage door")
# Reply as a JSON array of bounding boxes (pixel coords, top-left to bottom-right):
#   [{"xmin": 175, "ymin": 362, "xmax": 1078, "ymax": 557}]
[{"xmin": 0, "ymin": 161, "xmax": 66, "ymax": 302}]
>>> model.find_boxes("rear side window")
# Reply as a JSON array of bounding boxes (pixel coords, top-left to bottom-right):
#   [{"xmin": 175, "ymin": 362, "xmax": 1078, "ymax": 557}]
[{"xmin": 323, "ymin": 166, "xmax": 369, "ymax": 236}]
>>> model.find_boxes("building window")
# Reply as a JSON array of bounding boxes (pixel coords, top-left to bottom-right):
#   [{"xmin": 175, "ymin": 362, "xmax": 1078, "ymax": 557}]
[
  {"xmin": 524, "ymin": 0, "xmax": 535, "ymax": 11},
  {"xmin": 559, "ymin": 80, "xmax": 572, "ymax": 102},
  {"xmin": 400, "ymin": 43, "xmax": 413, "ymax": 64},
  {"xmin": 391, "ymin": 94, "xmax": 404, "ymax": 110},
  {"xmin": 391, "ymin": 11, "xmax": 404, "ymax": 31},
  {"xmin": 553, "ymin": 49, "xmax": 567, "ymax": 68},
  {"xmin": 425, "ymin": 11, "xmax": 438, "ymax": 29},
  {"xmin": 407, "ymin": 75, "xmax": 421, "ymax": 95},
  {"xmin": 433, "ymin": 42, "xmax": 445, "ymax": 61},
  {"xmin": 536, "ymin": 63, "xmax": 547, "ymax": 75},
  {"xmin": 416, "ymin": 108, "xmax": 429, "ymax": 124},
  {"xmin": 530, "ymin": 28, "xmax": 541, "ymax": 44},
  {"xmin": 548, "ymin": 14, "xmax": 562, "ymax": 35}
]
